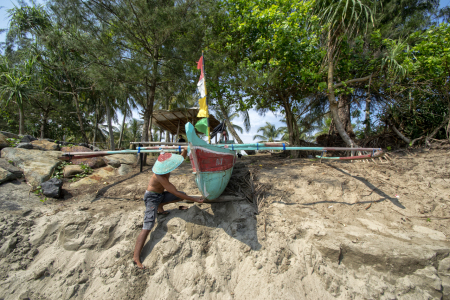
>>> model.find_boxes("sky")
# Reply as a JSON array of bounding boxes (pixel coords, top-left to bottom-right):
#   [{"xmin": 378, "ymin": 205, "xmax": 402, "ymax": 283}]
[{"xmin": 1, "ymin": 0, "xmax": 449, "ymax": 143}]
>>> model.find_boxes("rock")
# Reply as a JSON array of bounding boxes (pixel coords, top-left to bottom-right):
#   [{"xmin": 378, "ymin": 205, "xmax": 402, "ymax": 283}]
[
  {"xmin": 0, "ymin": 158, "xmax": 22, "ymax": 177},
  {"xmin": 412, "ymin": 225, "xmax": 447, "ymax": 241},
  {"xmin": 33, "ymin": 267, "xmax": 47, "ymax": 280},
  {"xmin": 1, "ymin": 148, "xmax": 61, "ymax": 187},
  {"xmin": 31, "ymin": 140, "xmax": 60, "ymax": 151},
  {"xmin": 20, "ymin": 135, "xmax": 37, "ymax": 143},
  {"xmin": 41, "ymin": 178, "xmax": 63, "ymax": 198},
  {"xmin": 0, "ymin": 133, "xmax": 9, "ymax": 150},
  {"xmin": 70, "ymin": 166, "xmax": 116, "ymax": 188},
  {"xmin": 63, "ymin": 165, "xmax": 83, "ymax": 178},
  {"xmin": 103, "ymin": 154, "xmax": 137, "ymax": 167},
  {"xmin": 0, "ymin": 131, "xmax": 19, "ymax": 139},
  {"xmin": 61, "ymin": 146, "xmax": 106, "ymax": 168},
  {"xmin": 0, "ymin": 158, "xmax": 23, "ymax": 184},
  {"xmin": 78, "ymin": 275, "xmax": 89, "ymax": 284},
  {"xmin": 117, "ymin": 164, "xmax": 133, "ymax": 175},
  {"xmin": 78, "ymin": 143, "xmax": 89, "ymax": 148},
  {"xmin": 16, "ymin": 143, "xmax": 33, "ymax": 149}
]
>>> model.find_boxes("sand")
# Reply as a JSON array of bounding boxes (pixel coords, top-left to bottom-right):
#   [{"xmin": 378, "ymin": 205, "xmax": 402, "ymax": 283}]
[{"xmin": 0, "ymin": 147, "xmax": 450, "ymax": 299}]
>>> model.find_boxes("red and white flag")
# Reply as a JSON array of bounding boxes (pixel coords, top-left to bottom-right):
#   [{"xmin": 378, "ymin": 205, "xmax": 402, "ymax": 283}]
[{"xmin": 197, "ymin": 55, "xmax": 206, "ymax": 98}]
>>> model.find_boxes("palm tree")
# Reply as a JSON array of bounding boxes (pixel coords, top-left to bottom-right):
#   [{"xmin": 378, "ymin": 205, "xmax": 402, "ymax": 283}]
[
  {"xmin": 253, "ymin": 122, "xmax": 284, "ymax": 142},
  {"xmin": 0, "ymin": 57, "xmax": 36, "ymax": 135},
  {"xmin": 315, "ymin": 0, "xmax": 374, "ymax": 146},
  {"xmin": 127, "ymin": 118, "xmax": 143, "ymax": 143},
  {"xmin": 214, "ymin": 104, "xmax": 251, "ymax": 143},
  {"xmin": 214, "ymin": 106, "xmax": 248, "ymax": 135}
]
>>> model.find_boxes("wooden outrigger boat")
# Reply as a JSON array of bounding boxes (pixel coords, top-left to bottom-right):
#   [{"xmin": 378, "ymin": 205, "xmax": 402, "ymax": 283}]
[{"xmin": 185, "ymin": 122, "xmax": 237, "ymax": 200}]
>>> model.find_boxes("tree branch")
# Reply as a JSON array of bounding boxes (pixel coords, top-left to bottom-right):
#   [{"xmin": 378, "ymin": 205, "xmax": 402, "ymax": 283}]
[{"xmin": 334, "ymin": 74, "xmax": 372, "ymax": 89}]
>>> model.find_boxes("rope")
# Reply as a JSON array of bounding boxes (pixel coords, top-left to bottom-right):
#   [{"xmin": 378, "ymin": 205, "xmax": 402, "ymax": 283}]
[
  {"xmin": 178, "ymin": 146, "xmax": 181, "ymax": 154},
  {"xmin": 137, "ymin": 147, "xmax": 140, "ymax": 153},
  {"xmin": 257, "ymin": 143, "xmax": 259, "ymax": 150},
  {"xmin": 232, "ymin": 144, "xmax": 234, "ymax": 151},
  {"xmin": 282, "ymin": 143, "xmax": 285, "ymax": 151}
]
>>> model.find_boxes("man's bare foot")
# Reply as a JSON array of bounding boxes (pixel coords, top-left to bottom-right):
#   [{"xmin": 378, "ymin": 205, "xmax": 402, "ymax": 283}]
[
  {"xmin": 178, "ymin": 206, "xmax": 188, "ymax": 210},
  {"xmin": 133, "ymin": 257, "xmax": 146, "ymax": 269},
  {"xmin": 157, "ymin": 210, "xmax": 170, "ymax": 215}
]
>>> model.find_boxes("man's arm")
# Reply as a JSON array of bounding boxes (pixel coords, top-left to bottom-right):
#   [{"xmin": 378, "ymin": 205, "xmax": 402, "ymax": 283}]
[
  {"xmin": 156, "ymin": 174, "xmax": 204, "ymax": 203},
  {"xmin": 181, "ymin": 147, "xmax": 187, "ymax": 159}
]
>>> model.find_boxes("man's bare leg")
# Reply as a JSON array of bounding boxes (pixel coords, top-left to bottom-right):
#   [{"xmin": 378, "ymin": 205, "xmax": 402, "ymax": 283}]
[{"xmin": 133, "ymin": 229, "xmax": 150, "ymax": 269}]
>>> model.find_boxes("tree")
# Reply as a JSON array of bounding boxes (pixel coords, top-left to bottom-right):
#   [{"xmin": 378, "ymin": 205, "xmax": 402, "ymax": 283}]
[
  {"xmin": 253, "ymin": 122, "xmax": 284, "ymax": 142},
  {"xmin": 0, "ymin": 57, "xmax": 36, "ymax": 135},
  {"xmin": 315, "ymin": 0, "xmax": 375, "ymax": 147},
  {"xmin": 208, "ymin": 0, "xmax": 323, "ymax": 157}
]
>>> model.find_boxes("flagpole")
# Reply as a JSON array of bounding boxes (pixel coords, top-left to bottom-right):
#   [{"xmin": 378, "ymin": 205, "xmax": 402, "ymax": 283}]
[{"xmin": 202, "ymin": 51, "xmax": 211, "ymax": 144}]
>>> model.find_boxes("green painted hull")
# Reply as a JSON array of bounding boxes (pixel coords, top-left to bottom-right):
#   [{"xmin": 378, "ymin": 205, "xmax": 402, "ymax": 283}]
[{"xmin": 186, "ymin": 122, "xmax": 236, "ymax": 200}]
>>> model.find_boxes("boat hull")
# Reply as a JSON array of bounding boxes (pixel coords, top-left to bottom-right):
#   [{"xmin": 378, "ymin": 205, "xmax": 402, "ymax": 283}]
[{"xmin": 186, "ymin": 122, "xmax": 236, "ymax": 200}]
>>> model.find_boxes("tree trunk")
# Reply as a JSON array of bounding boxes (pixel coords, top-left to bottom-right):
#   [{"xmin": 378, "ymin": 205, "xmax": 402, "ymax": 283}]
[
  {"xmin": 93, "ymin": 106, "xmax": 98, "ymax": 148},
  {"xmin": 118, "ymin": 107, "xmax": 127, "ymax": 149},
  {"xmin": 365, "ymin": 98, "xmax": 371, "ymax": 137},
  {"xmin": 219, "ymin": 103, "xmax": 243, "ymax": 144},
  {"xmin": 40, "ymin": 110, "xmax": 49, "ymax": 139},
  {"xmin": 65, "ymin": 72, "xmax": 89, "ymax": 144},
  {"xmin": 140, "ymin": 56, "xmax": 158, "ymax": 165},
  {"xmin": 390, "ymin": 121, "xmax": 411, "ymax": 144},
  {"xmin": 326, "ymin": 32, "xmax": 357, "ymax": 147},
  {"xmin": 149, "ymin": 114, "xmax": 153, "ymax": 142},
  {"xmin": 105, "ymin": 97, "xmax": 115, "ymax": 150},
  {"xmin": 18, "ymin": 102, "xmax": 25, "ymax": 135},
  {"xmin": 330, "ymin": 94, "xmax": 353, "ymax": 135},
  {"xmin": 364, "ymin": 76, "xmax": 372, "ymax": 137},
  {"xmin": 283, "ymin": 98, "xmax": 300, "ymax": 158}
]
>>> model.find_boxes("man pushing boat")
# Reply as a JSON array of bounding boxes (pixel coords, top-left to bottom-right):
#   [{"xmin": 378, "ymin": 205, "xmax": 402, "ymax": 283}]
[{"xmin": 133, "ymin": 147, "xmax": 204, "ymax": 269}]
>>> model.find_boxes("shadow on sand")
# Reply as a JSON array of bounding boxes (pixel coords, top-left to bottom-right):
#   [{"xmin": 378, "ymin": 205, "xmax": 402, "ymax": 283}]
[
  {"xmin": 299, "ymin": 164, "xmax": 405, "ymax": 209},
  {"xmin": 140, "ymin": 200, "xmax": 262, "ymax": 262}
]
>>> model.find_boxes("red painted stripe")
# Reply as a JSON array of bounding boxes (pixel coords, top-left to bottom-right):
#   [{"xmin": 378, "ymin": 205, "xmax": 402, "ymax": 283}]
[
  {"xmin": 189, "ymin": 153, "xmax": 197, "ymax": 172},
  {"xmin": 194, "ymin": 148, "xmax": 235, "ymax": 172},
  {"xmin": 339, "ymin": 154, "xmax": 373, "ymax": 160}
]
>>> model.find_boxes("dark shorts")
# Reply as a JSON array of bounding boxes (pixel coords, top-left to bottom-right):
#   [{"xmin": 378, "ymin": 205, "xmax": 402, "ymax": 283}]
[{"xmin": 142, "ymin": 190, "xmax": 185, "ymax": 230}]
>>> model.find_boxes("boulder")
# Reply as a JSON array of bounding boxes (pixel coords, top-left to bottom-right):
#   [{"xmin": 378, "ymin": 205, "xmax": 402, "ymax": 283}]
[
  {"xmin": 0, "ymin": 133, "xmax": 9, "ymax": 150},
  {"xmin": 41, "ymin": 178, "xmax": 63, "ymax": 198},
  {"xmin": 118, "ymin": 164, "xmax": 133, "ymax": 176},
  {"xmin": 1, "ymin": 148, "xmax": 61, "ymax": 187},
  {"xmin": 0, "ymin": 158, "xmax": 23, "ymax": 184},
  {"xmin": 0, "ymin": 131, "xmax": 19, "ymax": 139},
  {"xmin": 16, "ymin": 143, "xmax": 33, "ymax": 149},
  {"xmin": 61, "ymin": 146, "xmax": 106, "ymax": 168},
  {"xmin": 63, "ymin": 165, "xmax": 83, "ymax": 178},
  {"xmin": 31, "ymin": 140, "xmax": 60, "ymax": 151},
  {"xmin": 103, "ymin": 154, "xmax": 137, "ymax": 168},
  {"xmin": 70, "ymin": 166, "xmax": 116, "ymax": 188},
  {"xmin": 20, "ymin": 135, "xmax": 37, "ymax": 143}
]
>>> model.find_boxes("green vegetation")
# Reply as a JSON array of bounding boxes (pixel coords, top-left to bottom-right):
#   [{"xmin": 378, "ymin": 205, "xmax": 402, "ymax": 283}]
[
  {"xmin": 70, "ymin": 163, "xmax": 93, "ymax": 182},
  {"xmin": 6, "ymin": 138, "xmax": 20, "ymax": 147},
  {"xmin": 52, "ymin": 161, "xmax": 72, "ymax": 179},
  {"xmin": 0, "ymin": 0, "xmax": 448, "ymax": 154}
]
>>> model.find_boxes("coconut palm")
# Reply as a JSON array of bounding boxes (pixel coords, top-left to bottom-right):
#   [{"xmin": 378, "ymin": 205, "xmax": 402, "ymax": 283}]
[
  {"xmin": 253, "ymin": 122, "xmax": 284, "ymax": 142},
  {"xmin": 214, "ymin": 105, "xmax": 249, "ymax": 135}
]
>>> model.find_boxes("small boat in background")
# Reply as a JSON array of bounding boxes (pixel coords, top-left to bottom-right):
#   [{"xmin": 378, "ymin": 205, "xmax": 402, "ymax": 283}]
[{"xmin": 185, "ymin": 122, "xmax": 237, "ymax": 200}]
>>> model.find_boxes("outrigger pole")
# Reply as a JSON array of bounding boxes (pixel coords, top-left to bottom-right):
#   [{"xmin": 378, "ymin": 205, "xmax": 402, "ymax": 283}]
[{"xmin": 59, "ymin": 144, "xmax": 384, "ymax": 161}]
